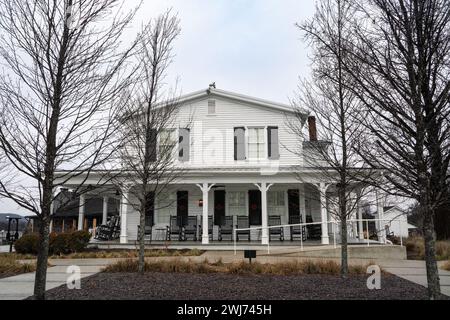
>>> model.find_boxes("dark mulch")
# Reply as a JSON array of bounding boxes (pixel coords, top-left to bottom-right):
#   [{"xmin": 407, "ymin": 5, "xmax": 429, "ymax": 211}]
[{"xmin": 44, "ymin": 272, "xmax": 447, "ymax": 300}]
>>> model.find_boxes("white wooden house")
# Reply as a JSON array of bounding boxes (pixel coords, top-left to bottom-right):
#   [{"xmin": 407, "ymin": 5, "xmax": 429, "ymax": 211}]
[{"xmin": 54, "ymin": 86, "xmax": 386, "ymax": 246}]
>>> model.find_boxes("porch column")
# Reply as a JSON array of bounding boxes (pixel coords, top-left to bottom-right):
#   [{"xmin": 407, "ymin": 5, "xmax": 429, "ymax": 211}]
[
  {"xmin": 255, "ymin": 182, "xmax": 273, "ymax": 245},
  {"xmin": 319, "ymin": 183, "xmax": 330, "ymax": 245},
  {"xmin": 78, "ymin": 194, "xmax": 85, "ymax": 231},
  {"xmin": 120, "ymin": 186, "xmax": 131, "ymax": 244},
  {"xmin": 197, "ymin": 183, "xmax": 215, "ymax": 244},
  {"xmin": 49, "ymin": 188, "xmax": 56, "ymax": 233},
  {"xmin": 299, "ymin": 184, "xmax": 306, "ymax": 223},
  {"xmin": 376, "ymin": 189, "xmax": 385, "ymax": 243},
  {"xmin": 102, "ymin": 196, "xmax": 109, "ymax": 225},
  {"xmin": 356, "ymin": 192, "xmax": 364, "ymax": 240}
]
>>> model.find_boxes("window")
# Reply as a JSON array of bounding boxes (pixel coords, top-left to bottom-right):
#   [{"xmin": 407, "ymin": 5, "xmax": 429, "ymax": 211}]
[
  {"xmin": 268, "ymin": 191, "xmax": 285, "ymax": 206},
  {"xmin": 208, "ymin": 100, "xmax": 216, "ymax": 115},
  {"xmin": 228, "ymin": 191, "xmax": 246, "ymax": 216},
  {"xmin": 228, "ymin": 192, "xmax": 246, "ymax": 207},
  {"xmin": 248, "ymin": 127, "xmax": 265, "ymax": 159},
  {"xmin": 159, "ymin": 129, "xmax": 176, "ymax": 157}
]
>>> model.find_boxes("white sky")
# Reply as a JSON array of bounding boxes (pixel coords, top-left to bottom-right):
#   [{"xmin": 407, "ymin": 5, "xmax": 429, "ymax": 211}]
[{"xmin": 0, "ymin": 0, "xmax": 316, "ymax": 214}]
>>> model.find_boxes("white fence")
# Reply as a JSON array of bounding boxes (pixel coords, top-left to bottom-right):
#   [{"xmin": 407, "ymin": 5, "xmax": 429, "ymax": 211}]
[{"xmin": 233, "ymin": 218, "xmax": 404, "ymax": 254}]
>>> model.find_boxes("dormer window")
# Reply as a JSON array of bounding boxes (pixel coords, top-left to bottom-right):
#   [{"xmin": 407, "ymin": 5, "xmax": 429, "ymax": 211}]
[{"xmin": 208, "ymin": 100, "xmax": 216, "ymax": 115}]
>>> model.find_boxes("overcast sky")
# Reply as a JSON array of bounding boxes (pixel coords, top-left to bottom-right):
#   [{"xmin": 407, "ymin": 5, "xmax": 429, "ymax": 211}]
[{"xmin": 0, "ymin": 0, "xmax": 316, "ymax": 214}]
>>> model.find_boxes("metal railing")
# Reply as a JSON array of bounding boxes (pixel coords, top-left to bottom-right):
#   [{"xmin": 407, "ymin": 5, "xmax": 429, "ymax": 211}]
[{"xmin": 233, "ymin": 218, "xmax": 405, "ymax": 255}]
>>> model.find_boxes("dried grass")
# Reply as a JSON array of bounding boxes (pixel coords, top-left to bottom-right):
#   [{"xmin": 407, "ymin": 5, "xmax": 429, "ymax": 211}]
[
  {"xmin": 0, "ymin": 255, "xmax": 36, "ymax": 276},
  {"xmin": 406, "ymin": 236, "xmax": 450, "ymax": 260},
  {"xmin": 103, "ymin": 258, "xmax": 373, "ymax": 276}
]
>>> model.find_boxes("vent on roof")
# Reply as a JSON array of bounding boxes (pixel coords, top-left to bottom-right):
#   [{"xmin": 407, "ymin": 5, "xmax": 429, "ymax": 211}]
[{"xmin": 208, "ymin": 99, "xmax": 216, "ymax": 115}]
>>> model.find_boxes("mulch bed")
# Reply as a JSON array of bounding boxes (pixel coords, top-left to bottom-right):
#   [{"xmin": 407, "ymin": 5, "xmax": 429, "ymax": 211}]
[{"xmin": 44, "ymin": 272, "xmax": 447, "ymax": 300}]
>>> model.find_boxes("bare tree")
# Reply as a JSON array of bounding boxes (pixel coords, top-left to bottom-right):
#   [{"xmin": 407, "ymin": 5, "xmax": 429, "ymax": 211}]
[
  {"xmin": 114, "ymin": 10, "xmax": 184, "ymax": 273},
  {"xmin": 345, "ymin": 0, "xmax": 450, "ymax": 299},
  {"xmin": 0, "ymin": 0, "xmax": 140, "ymax": 299},
  {"xmin": 292, "ymin": 0, "xmax": 376, "ymax": 276}
]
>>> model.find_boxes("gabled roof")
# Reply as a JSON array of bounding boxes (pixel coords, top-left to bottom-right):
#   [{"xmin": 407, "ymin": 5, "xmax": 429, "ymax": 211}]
[{"xmin": 160, "ymin": 87, "xmax": 309, "ymax": 119}]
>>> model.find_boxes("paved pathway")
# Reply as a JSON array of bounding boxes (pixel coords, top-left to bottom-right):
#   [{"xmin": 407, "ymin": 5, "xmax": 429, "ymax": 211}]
[
  {"xmin": 0, "ymin": 259, "xmax": 109, "ymax": 300},
  {"xmin": 376, "ymin": 259, "xmax": 450, "ymax": 297}
]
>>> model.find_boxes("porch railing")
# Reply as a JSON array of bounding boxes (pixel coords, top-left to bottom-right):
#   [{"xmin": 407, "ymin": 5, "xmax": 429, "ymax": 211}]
[{"xmin": 233, "ymin": 218, "xmax": 405, "ymax": 255}]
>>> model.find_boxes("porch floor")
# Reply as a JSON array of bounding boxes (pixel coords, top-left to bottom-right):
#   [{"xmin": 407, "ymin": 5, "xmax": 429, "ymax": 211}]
[{"xmin": 88, "ymin": 239, "xmax": 379, "ymax": 251}]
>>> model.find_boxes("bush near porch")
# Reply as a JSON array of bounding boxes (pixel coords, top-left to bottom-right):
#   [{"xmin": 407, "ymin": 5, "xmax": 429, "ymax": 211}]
[
  {"xmin": 405, "ymin": 236, "xmax": 450, "ymax": 261},
  {"xmin": 14, "ymin": 230, "xmax": 91, "ymax": 255},
  {"xmin": 103, "ymin": 258, "xmax": 374, "ymax": 276}
]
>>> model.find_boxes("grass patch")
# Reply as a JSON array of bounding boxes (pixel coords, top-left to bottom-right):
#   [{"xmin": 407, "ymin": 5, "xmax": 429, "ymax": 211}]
[
  {"xmin": 406, "ymin": 237, "xmax": 450, "ymax": 261},
  {"xmin": 0, "ymin": 255, "xmax": 36, "ymax": 278},
  {"xmin": 0, "ymin": 249, "xmax": 204, "ymax": 260},
  {"xmin": 103, "ymin": 258, "xmax": 373, "ymax": 276},
  {"xmin": 442, "ymin": 261, "xmax": 450, "ymax": 271}
]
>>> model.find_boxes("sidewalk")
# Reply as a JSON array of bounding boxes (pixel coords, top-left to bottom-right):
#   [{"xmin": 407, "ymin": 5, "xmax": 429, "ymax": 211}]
[
  {"xmin": 375, "ymin": 259, "xmax": 450, "ymax": 297},
  {"xmin": 0, "ymin": 259, "xmax": 108, "ymax": 300}
]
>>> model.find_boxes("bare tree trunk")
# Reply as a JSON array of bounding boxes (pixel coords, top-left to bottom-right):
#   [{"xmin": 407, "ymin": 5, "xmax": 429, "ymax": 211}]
[
  {"xmin": 33, "ymin": 216, "xmax": 50, "ymax": 300},
  {"xmin": 138, "ymin": 200, "xmax": 146, "ymax": 273},
  {"xmin": 339, "ymin": 187, "xmax": 349, "ymax": 276},
  {"xmin": 422, "ymin": 209, "xmax": 441, "ymax": 299}
]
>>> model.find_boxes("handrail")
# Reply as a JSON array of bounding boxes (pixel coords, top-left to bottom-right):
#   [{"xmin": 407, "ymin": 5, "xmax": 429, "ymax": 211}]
[{"xmin": 233, "ymin": 218, "xmax": 404, "ymax": 255}]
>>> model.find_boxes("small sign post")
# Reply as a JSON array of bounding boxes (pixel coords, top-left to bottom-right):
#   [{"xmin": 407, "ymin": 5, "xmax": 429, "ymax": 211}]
[{"xmin": 244, "ymin": 250, "xmax": 256, "ymax": 264}]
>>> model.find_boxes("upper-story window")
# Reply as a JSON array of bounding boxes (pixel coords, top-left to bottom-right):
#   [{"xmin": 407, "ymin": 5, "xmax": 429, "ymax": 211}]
[
  {"xmin": 208, "ymin": 100, "xmax": 216, "ymax": 115},
  {"xmin": 159, "ymin": 129, "xmax": 177, "ymax": 157},
  {"xmin": 234, "ymin": 126, "xmax": 279, "ymax": 161},
  {"xmin": 248, "ymin": 127, "xmax": 265, "ymax": 159}
]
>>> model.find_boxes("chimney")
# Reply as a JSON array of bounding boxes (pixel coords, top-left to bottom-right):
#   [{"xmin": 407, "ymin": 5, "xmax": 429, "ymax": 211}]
[{"xmin": 308, "ymin": 116, "xmax": 318, "ymax": 141}]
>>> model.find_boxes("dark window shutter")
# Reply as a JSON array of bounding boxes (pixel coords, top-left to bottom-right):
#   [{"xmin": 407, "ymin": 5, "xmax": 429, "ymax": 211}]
[
  {"xmin": 145, "ymin": 192, "xmax": 155, "ymax": 226},
  {"xmin": 234, "ymin": 127, "xmax": 246, "ymax": 160},
  {"xmin": 268, "ymin": 127, "xmax": 279, "ymax": 160},
  {"xmin": 178, "ymin": 128, "xmax": 190, "ymax": 161},
  {"xmin": 149, "ymin": 129, "xmax": 157, "ymax": 162}
]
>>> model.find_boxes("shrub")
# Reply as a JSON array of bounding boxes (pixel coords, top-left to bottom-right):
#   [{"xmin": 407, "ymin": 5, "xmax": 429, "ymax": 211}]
[
  {"xmin": 67, "ymin": 230, "xmax": 91, "ymax": 253},
  {"xmin": 14, "ymin": 231, "xmax": 91, "ymax": 255},
  {"xmin": 49, "ymin": 232, "xmax": 70, "ymax": 255},
  {"xmin": 14, "ymin": 233, "xmax": 40, "ymax": 255}
]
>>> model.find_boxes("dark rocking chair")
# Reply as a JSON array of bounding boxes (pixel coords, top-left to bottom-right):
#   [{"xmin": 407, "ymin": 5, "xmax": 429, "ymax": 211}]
[
  {"xmin": 184, "ymin": 216, "xmax": 199, "ymax": 241},
  {"xmin": 167, "ymin": 216, "xmax": 184, "ymax": 241},
  {"xmin": 218, "ymin": 216, "xmax": 234, "ymax": 241},
  {"xmin": 236, "ymin": 216, "xmax": 250, "ymax": 241},
  {"xmin": 289, "ymin": 215, "xmax": 307, "ymax": 241},
  {"xmin": 269, "ymin": 215, "xmax": 284, "ymax": 241}
]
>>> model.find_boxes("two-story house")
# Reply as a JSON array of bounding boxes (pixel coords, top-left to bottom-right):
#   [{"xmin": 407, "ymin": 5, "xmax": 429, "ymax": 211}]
[{"xmin": 54, "ymin": 86, "xmax": 386, "ymax": 246}]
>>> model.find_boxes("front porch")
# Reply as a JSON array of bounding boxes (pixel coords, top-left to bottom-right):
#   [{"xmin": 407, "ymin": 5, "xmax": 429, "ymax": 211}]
[{"xmin": 57, "ymin": 178, "xmax": 387, "ymax": 247}]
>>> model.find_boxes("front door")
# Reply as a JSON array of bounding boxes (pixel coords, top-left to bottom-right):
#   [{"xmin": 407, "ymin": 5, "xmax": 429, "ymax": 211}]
[
  {"xmin": 177, "ymin": 191, "xmax": 188, "ymax": 226},
  {"xmin": 248, "ymin": 190, "xmax": 262, "ymax": 225},
  {"xmin": 288, "ymin": 189, "xmax": 300, "ymax": 220},
  {"xmin": 214, "ymin": 190, "xmax": 226, "ymax": 226}
]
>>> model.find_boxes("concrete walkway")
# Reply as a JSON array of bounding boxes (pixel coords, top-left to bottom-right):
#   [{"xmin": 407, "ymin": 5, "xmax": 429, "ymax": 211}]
[
  {"xmin": 0, "ymin": 259, "xmax": 109, "ymax": 300},
  {"xmin": 377, "ymin": 259, "xmax": 450, "ymax": 297}
]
